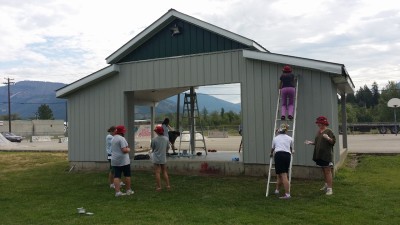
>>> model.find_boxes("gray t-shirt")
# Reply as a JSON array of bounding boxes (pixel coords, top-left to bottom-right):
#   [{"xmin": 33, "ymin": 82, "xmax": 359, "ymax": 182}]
[
  {"xmin": 111, "ymin": 134, "xmax": 130, "ymax": 166},
  {"xmin": 151, "ymin": 135, "xmax": 170, "ymax": 164}
]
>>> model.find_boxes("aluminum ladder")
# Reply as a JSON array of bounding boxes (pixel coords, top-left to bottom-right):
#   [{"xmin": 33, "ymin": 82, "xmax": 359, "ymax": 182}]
[{"xmin": 266, "ymin": 77, "xmax": 298, "ymax": 197}]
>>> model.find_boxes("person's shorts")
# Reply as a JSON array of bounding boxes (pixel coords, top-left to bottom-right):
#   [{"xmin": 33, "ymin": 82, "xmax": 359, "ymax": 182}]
[
  {"xmin": 315, "ymin": 159, "xmax": 333, "ymax": 167},
  {"xmin": 108, "ymin": 158, "xmax": 114, "ymax": 173},
  {"xmin": 274, "ymin": 151, "xmax": 291, "ymax": 174},
  {"xmin": 113, "ymin": 164, "xmax": 131, "ymax": 178}
]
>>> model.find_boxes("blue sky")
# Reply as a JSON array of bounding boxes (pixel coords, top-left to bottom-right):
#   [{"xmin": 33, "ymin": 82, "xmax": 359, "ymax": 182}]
[{"xmin": 0, "ymin": 0, "xmax": 399, "ymax": 103}]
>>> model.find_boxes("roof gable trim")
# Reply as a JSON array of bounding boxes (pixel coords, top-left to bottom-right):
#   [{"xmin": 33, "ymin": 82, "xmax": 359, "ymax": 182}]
[
  {"xmin": 106, "ymin": 9, "xmax": 267, "ymax": 64},
  {"xmin": 56, "ymin": 65, "xmax": 119, "ymax": 98}
]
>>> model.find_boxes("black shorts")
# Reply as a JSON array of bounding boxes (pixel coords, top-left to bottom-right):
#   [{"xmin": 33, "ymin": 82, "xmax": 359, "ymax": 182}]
[
  {"xmin": 274, "ymin": 151, "xmax": 291, "ymax": 174},
  {"xmin": 108, "ymin": 158, "xmax": 114, "ymax": 173},
  {"xmin": 113, "ymin": 164, "xmax": 131, "ymax": 178},
  {"xmin": 315, "ymin": 159, "xmax": 333, "ymax": 167}
]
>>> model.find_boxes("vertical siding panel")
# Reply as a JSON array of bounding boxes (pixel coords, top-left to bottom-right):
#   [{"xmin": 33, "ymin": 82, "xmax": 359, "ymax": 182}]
[
  {"xmin": 217, "ymin": 53, "xmax": 224, "ymax": 84},
  {"xmin": 253, "ymin": 61, "xmax": 265, "ymax": 163},
  {"xmin": 178, "ymin": 57, "xmax": 185, "ymax": 87},
  {"xmin": 190, "ymin": 56, "xmax": 198, "ymax": 85},
  {"xmin": 231, "ymin": 51, "xmax": 240, "ymax": 82},
  {"xmin": 183, "ymin": 57, "xmax": 191, "ymax": 86},
  {"xmin": 210, "ymin": 54, "xmax": 218, "ymax": 84},
  {"xmin": 204, "ymin": 55, "xmax": 211, "ymax": 84},
  {"xmin": 197, "ymin": 55, "xmax": 205, "ymax": 85},
  {"xmin": 154, "ymin": 61, "xmax": 162, "ymax": 88},
  {"xmin": 261, "ymin": 62, "xmax": 274, "ymax": 164},
  {"xmin": 245, "ymin": 60, "xmax": 257, "ymax": 163},
  {"xmin": 224, "ymin": 52, "xmax": 232, "ymax": 83}
]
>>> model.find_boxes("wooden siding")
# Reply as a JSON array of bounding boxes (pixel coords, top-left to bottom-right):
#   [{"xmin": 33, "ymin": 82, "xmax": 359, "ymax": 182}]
[{"xmin": 118, "ymin": 19, "xmax": 251, "ymax": 63}]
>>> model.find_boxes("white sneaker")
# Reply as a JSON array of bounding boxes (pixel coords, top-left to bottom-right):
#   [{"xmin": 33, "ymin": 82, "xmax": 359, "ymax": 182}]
[
  {"xmin": 326, "ymin": 188, "xmax": 333, "ymax": 195},
  {"xmin": 320, "ymin": 184, "xmax": 328, "ymax": 191},
  {"xmin": 126, "ymin": 189, "xmax": 134, "ymax": 195},
  {"xmin": 279, "ymin": 194, "xmax": 291, "ymax": 199},
  {"xmin": 110, "ymin": 184, "xmax": 115, "ymax": 189},
  {"xmin": 120, "ymin": 182, "xmax": 125, "ymax": 186},
  {"xmin": 274, "ymin": 189, "xmax": 280, "ymax": 195},
  {"xmin": 115, "ymin": 191, "xmax": 126, "ymax": 197}
]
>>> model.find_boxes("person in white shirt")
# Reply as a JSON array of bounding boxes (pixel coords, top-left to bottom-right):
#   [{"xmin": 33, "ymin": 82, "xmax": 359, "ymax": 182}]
[{"xmin": 270, "ymin": 123, "xmax": 293, "ymax": 199}]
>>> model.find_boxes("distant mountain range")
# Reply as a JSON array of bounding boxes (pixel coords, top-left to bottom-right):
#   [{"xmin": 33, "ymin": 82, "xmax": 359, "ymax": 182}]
[{"xmin": 0, "ymin": 81, "xmax": 241, "ymax": 120}]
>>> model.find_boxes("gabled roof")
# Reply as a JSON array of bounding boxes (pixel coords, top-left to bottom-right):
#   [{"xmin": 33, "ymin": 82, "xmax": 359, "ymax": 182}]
[
  {"xmin": 106, "ymin": 9, "xmax": 268, "ymax": 64},
  {"xmin": 242, "ymin": 50, "xmax": 355, "ymax": 94}
]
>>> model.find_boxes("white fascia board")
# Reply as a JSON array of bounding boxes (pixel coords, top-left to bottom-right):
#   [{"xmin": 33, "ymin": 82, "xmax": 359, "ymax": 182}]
[
  {"xmin": 106, "ymin": 9, "xmax": 268, "ymax": 64},
  {"xmin": 243, "ymin": 50, "xmax": 355, "ymax": 94},
  {"xmin": 243, "ymin": 50, "xmax": 343, "ymax": 74},
  {"xmin": 56, "ymin": 65, "xmax": 119, "ymax": 98},
  {"xmin": 106, "ymin": 10, "xmax": 175, "ymax": 64}
]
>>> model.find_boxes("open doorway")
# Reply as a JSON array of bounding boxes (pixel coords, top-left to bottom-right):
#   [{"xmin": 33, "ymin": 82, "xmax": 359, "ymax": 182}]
[{"xmin": 133, "ymin": 83, "xmax": 242, "ymax": 162}]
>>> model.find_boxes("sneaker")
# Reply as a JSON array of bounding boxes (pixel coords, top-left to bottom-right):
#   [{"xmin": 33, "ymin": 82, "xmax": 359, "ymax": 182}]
[
  {"xmin": 110, "ymin": 184, "xmax": 115, "ymax": 189},
  {"xmin": 274, "ymin": 190, "xmax": 280, "ymax": 195},
  {"xmin": 320, "ymin": 184, "xmax": 327, "ymax": 191},
  {"xmin": 120, "ymin": 182, "xmax": 125, "ymax": 186},
  {"xmin": 126, "ymin": 189, "xmax": 134, "ymax": 195},
  {"xmin": 281, "ymin": 116, "xmax": 286, "ymax": 120},
  {"xmin": 326, "ymin": 188, "xmax": 333, "ymax": 195},
  {"xmin": 115, "ymin": 191, "xmax": 126, "ymax": 197},
  {"xmin": 288, "ymin": 115, "xmax": 293, "ymax": 120},
  {"xmin": 279, "ymin": 194, "xmax": 291, "ymax": 199}
]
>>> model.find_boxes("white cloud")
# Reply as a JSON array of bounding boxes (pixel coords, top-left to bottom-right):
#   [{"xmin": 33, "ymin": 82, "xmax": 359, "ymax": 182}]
[{"xmin": 0, "ymin": 0, "xmax": 399, "ymax": 101}]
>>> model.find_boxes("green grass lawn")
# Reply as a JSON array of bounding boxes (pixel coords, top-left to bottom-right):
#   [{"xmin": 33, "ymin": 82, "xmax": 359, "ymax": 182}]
[{"xmin": 0, "ymin": 152, "xmax": 399, "ymax": 225}]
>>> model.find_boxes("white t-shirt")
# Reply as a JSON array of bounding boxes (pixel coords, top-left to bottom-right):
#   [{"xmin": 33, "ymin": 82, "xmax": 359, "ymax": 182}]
[
  {"xmin": 110, "ymin": 134, "xmax": 130, "ymax": 166},
  {"xmin": 106, "ymin": 134, "xmax": 113, "ymax": 156},
  {"xmin": 272, "ymin": 134, "xmax": 293, "ymax": 154}
]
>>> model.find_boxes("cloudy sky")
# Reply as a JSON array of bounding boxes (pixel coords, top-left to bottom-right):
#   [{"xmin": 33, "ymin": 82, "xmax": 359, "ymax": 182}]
[{"xmin": 0, "ymin": 0, "xmax": 399, "ymax": 103}]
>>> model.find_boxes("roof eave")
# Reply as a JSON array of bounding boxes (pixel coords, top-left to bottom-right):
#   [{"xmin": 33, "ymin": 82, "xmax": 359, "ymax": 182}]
[
  {"xmin": 56, "ymin": 65, "xmax": 119, "ymax": 98},
  {"xmin": 242, "ymin": 50, "xmax": 355, "ymax": 94}
]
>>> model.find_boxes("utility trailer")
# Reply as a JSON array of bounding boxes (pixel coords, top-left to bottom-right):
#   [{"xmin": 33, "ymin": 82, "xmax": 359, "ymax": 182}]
[{"xmin": 341, "ymin": 123, "xmax": 400, "ymax": 134}]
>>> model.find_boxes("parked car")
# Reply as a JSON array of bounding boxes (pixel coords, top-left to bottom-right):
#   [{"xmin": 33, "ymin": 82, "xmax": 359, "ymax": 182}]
[{"xmin": 1, "ymin": 132, "xmax": 23, "ymax": 142}]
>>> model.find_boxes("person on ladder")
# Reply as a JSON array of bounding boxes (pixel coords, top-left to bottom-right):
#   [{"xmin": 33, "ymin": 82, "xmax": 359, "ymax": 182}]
[
  {"xmin": 279, "ymin": 65, "xmax": 296, "ymax": 120},
  {"xmin": 161, "ymin": 118, "xmax": 180, "ymax": 155},
  {"xmin": 270, "ymin": 123, "xmax": 293, "ymax": 199}
]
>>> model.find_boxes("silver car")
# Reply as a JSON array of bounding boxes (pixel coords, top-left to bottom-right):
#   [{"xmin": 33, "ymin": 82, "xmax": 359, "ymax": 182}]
[{"xmin": 1, "ymin": 132, "xmax": 23, "ymax": 142}]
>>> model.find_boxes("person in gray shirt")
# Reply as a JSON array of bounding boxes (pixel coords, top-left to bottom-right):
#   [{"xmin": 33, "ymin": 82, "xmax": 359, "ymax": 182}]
[
  {"xmin": 111, "ymin": 125, "xmax": 134, "ymax": 197},
  {"xmin": 151, "ymin": 125, "xmax": 171, "ymax": 191}
]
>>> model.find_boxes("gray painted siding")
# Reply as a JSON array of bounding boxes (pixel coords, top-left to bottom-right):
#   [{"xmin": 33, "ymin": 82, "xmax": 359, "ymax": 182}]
[
  {"xmin": 67, "ymin": 50, "xmax": 340, "ymax": 167},
  {"xmin": 119, "ymin": 50, "xmax": 244, "ymax": 91},
  {"xmin": 68, "ymin": 75, "xmax": 125, "ymax": 162},
  {"xmin": 240, "ymin": 60, "xmax": 340, "ymax": 166}
]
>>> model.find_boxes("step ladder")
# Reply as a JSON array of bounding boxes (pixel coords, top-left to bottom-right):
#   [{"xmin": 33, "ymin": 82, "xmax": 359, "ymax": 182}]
[
  {"xmin": 178, "ymin": 92, "xmax": 207, "ymax": 156},
  {"xmin": 266, "ymin": 77, "xmax": 299, "ymax": 197}
]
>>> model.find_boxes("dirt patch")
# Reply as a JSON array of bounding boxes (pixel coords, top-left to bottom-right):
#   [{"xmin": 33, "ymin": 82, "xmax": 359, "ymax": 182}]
[{"xmin": 346, "ymin": 154, "xmax": 360, "ymax": 169}]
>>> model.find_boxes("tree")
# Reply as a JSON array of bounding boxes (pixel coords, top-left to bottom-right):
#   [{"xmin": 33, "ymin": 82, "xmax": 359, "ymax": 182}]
[
  {"xmin": 220, "ymin": 108, "xmax": 225, "ymax": 118},
  {"xmin": 377, "ymin": 81, "xmax": 400, "ymax": 122},
  {"xmin": 355, "ymin": 85, "xmax": 373, "ymax": 108},
  {"xmin": 37, "ymin": 104, "xmax": 54, "ymax": 120},
  {"xmin": 0, "ymin": 113, "xmax": 21, "ymax": 120},
  {"xmin": 202, "ymin": 107, "xmax": 208, "ymax": 121},
  {"xmin": 371, "ymin": 82, "xmax": 380, "ymax": 108}
]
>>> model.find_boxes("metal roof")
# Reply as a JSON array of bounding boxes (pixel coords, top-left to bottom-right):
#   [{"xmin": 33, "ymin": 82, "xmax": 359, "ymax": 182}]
[
  {"xmin": 242, "ymin": 50, "xmax": 355, "ymax": 94},
  {"xmin": 106, "ymin": 9, "xmax": 268, "ymax": 64}
]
